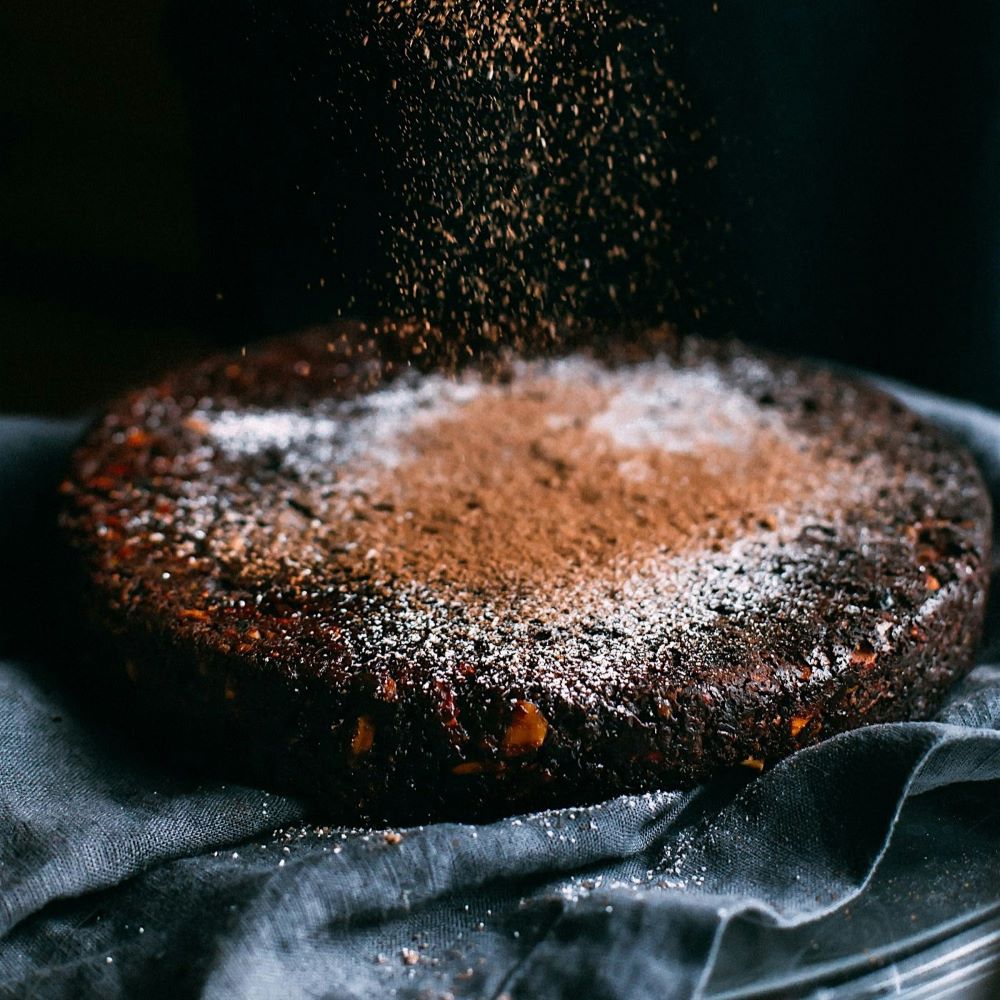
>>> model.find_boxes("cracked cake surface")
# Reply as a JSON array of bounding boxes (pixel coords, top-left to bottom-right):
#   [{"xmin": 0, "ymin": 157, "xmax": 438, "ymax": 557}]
[{"xmin": 60, "ymin": 325, "xmax": 992, "ymax": 822}]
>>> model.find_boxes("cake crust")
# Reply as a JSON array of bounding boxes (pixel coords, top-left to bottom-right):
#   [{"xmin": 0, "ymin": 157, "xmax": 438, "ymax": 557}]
[{"xmin": 59, "ymin": 325, "xmax": 992, "ymax": 822}]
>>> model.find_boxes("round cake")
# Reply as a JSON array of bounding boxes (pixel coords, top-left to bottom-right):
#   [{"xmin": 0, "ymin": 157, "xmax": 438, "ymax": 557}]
[{"xmin": 60, "ymin": 325, "xmax": 991, "ymax": 823}]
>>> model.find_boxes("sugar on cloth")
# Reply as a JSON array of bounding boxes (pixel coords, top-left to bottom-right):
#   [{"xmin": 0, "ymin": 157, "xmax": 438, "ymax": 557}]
[{"xmin": 0, "ymin": 383, "xmax": 998, "ymax": 1000}]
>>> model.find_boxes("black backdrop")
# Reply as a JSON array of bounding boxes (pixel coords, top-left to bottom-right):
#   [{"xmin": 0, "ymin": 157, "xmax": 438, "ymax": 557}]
[{"xmin": 2, "ymin": 1, "xmax": 999, "ymax": 413}]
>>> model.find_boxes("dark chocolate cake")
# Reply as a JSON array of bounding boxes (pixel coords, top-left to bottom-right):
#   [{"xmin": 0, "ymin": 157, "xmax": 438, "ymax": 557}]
[{"xmin": 59, "ymin": 325, "xmax": 992, "ymax": 823}]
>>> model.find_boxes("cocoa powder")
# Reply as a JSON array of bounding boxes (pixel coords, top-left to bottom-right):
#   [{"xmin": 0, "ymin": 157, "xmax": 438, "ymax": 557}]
[{"xmin": 308, "ymin": 355, "xmax": 823, "ymax": 599}]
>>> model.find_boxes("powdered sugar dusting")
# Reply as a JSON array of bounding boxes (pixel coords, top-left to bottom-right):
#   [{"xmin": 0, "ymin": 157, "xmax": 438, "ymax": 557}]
[
  {"xmin": 199, "ymin": 354, "xmax": 793, "ymax": 492},
  {"xmin": 588, "ymin": 362, "xmax": 782, "ymax": 454},
  {"xmin": 197, "ymin": 373, "xmax": 485, "ymax": 484},
  {"xmin": 331, "ymin": 496, "xmax": 905, "ymax": 710},
  {"xmin": 79, "ymin": 341, "xmax": 983, "ymax": 724},
  {"xmin": 172, "ymin": 349, "xmax": 931, "ymax": 707}
]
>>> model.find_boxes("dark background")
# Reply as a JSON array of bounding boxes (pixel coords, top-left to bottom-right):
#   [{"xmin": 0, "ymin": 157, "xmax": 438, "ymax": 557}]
[{"xmin": 2, "ymin": 1, "xmax": 999, "ymax": 414}]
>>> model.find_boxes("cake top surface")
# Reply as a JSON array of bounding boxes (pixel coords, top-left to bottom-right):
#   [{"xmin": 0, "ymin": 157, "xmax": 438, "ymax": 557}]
[{"xmin": 63, "ymin": 326, "xmax": 991, "ymax": 717}]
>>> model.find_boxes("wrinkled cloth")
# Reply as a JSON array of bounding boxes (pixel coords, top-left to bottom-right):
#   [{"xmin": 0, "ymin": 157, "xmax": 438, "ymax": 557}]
[{"xmin": 1, "ymin": 384, "xmax": 999, "ymax": 1000}]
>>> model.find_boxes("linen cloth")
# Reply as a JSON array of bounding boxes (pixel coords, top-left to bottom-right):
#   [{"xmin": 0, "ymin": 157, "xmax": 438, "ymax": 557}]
[{"xmin": 1, "ymin": 383, "xmax": 998, "ymax": 999}]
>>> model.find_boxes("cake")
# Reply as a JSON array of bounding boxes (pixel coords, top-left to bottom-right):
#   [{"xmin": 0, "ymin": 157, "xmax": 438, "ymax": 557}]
[{"xmin": 59, "ymin": 324, "xmax": 991, "ymax": 822}]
